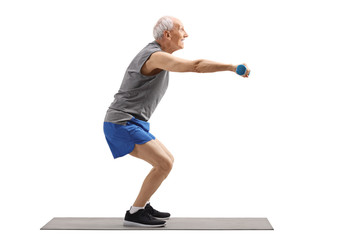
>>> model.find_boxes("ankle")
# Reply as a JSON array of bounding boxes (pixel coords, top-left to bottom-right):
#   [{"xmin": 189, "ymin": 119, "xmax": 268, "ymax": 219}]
[{"xmin": 129, "ymin": 206, "xmax": 145, "ymax": 214}]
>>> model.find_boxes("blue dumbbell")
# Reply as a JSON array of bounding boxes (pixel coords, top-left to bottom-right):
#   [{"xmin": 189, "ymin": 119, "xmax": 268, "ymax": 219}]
[{"xmin": 236, "ymin": 64, "xmax": 250, "ymax": 76}]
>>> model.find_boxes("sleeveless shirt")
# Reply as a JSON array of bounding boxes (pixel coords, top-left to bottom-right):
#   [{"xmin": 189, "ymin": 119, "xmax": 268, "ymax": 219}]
[{"xmin": 104, "ymin": 41, "xmax": 169, "ymax": 125}]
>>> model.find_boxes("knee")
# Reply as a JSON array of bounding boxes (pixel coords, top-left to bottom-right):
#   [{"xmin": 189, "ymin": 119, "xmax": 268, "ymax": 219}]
[
  {"xmin": 156, "ymin": 157, "xmax": 173, "ymax": 174},
  {"xmin": 169, "ymin": 154, "xmax": 175, "ymax": 165}
]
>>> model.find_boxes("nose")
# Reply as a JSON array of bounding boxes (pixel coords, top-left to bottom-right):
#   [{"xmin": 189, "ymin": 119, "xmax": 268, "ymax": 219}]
[{"xmin": 184, "ymin": 31, "xmax": 189, "ymax": 38}]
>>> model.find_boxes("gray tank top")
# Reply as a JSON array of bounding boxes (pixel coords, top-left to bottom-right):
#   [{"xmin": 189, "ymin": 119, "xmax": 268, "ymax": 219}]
[{"xmin": 104, "ymin": 41, "xmax": 169, "ymax": 125}]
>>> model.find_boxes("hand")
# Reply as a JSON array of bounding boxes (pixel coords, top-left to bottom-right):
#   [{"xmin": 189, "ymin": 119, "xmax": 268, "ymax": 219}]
[
  {"xmin": 234, "ymin": 63, "xmax": 251, "ymax": 78},
  {"xmin": 242, "ymin": 63, "xmax": 251, "ymax": 78}
]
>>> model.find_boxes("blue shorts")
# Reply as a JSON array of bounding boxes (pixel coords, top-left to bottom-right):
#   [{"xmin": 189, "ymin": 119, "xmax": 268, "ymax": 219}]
[{"xmin": 103, "ymin": 117, "xmax": 156, "ymax": 159}]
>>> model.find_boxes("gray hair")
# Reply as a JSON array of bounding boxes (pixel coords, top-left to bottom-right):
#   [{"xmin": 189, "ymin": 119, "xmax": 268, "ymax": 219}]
[{"xmin": 153, "ymin": 16, "xmax": 174, "ymax": 40}]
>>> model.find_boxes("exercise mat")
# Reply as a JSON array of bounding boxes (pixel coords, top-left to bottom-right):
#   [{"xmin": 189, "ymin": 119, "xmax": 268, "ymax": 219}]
[{"xmin": 41, "ymin": 217, "xmax": 273, "ymax": 230}]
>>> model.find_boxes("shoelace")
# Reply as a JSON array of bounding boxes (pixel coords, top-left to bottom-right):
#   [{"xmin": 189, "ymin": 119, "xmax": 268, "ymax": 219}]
[
  {"xmin": 145, "ymin": 204, "xmax": 155, "ymax": 214},
  {"xmin": 139, "ymin": 209, "xmax": 153, "ymax": 220}
]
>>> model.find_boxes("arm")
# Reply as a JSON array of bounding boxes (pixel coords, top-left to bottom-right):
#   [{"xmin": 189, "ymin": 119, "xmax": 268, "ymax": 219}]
[
  {"xmin": 194, "ymin": 59, "xmax": 237, "ymax": 73},
  {"xmin": 145, "ymin": 51, "xmax": 237, "ymax": 74}
]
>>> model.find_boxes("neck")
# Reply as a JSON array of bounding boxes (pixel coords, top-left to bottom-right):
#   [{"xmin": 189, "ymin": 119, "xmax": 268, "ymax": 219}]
[{"xmin": 155, "ymin": 39, "xmax": 176, "ymax": 54}]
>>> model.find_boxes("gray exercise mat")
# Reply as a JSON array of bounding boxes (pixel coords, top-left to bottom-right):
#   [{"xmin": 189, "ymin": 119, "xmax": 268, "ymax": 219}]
[{"xmin": 41, "ymin": 217, "xmax": 273, "ymax": 230}]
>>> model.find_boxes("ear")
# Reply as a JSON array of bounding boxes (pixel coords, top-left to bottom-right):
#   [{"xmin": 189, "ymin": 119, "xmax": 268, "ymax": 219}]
[{"xmin": 164, "ymin": 30, "xmax": 171, "ymax": 40}]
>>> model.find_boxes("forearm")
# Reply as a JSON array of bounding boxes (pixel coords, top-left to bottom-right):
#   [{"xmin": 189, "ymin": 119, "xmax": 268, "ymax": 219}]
[{"xmin": 194, "ymin": 59, "xmax": 236, "ymax": 73}]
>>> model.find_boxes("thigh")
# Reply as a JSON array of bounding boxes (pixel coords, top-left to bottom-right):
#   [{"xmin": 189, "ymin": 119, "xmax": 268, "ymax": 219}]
[
  {"xmin": 129, "ymin": 140, "xmax": 172, "ymax": 168},
  {"xmin": 153, "ymin": 139, "xmax": 174, "ymax": 163}
]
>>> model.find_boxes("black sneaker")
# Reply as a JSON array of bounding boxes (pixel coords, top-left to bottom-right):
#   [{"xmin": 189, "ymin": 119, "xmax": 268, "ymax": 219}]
[
  {"xmin": 123, "ymin": 209, "xmax": 166, "ymax": 227},
  {"xmin": 145, "ymin": 203, "xmax": 171, "ymax": 220}
]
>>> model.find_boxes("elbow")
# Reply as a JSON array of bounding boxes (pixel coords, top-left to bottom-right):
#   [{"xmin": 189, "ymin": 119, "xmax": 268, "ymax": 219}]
[{"xmin": 193, "ymin": 59, "xmax": 204, "ymax": 73}]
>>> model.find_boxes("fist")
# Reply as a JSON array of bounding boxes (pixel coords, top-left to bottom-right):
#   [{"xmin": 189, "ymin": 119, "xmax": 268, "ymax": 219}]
[
  {"xmin": 242, "ymin": 63, "xmax": 251, "ymax": 78},
  {"xmin": 235, "ymin": 63, "xmax": 251, "ymax": 78}
]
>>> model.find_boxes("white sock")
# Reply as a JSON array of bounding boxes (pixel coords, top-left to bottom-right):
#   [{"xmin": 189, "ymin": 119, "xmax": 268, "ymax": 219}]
[{"xmin": 129, "ymin": 206, "xmax": 144, "ymax": 214}]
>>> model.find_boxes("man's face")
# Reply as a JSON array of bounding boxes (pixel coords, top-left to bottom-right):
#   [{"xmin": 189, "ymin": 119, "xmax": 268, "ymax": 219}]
[{"xmin": 169, "ymin": 18, "xmax": 188, "ymax": 51}]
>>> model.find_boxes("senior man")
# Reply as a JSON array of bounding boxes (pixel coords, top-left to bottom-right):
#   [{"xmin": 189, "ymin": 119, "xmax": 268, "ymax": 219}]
[{"xmin": 104, "ymin": 16, "xmax": 250, "ymax": 227}]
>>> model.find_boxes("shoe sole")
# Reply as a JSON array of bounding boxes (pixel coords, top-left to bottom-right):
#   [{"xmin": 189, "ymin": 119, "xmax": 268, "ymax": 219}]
[
  {"xmin": 153, "ymin": 216, "xmax": 170, "ymax": 220},
  {"xmin": 123, "ymin": 220, "xmax": 166, "ymax": 228}
]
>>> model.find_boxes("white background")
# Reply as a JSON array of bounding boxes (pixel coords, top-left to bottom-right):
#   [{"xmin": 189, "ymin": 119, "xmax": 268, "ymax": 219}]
[{"xmin": 1, "ymin": 0, "xmax": 359, "ymax": 239}]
